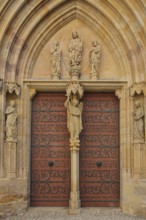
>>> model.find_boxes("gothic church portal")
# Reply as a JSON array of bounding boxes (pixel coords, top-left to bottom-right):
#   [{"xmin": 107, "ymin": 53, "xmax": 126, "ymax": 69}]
[{"xmin": 0, "ymin": 0, "xmax": 146, "ymax": 218}]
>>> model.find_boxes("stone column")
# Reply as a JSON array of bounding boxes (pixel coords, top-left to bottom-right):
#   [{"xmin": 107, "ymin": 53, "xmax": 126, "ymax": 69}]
[
  {"xmin": 5, "ymin": 98, "xmax": 18, "ymax": 179},
  {"xmin": 5, "ymin": 141, "xmax": 17, "ymax": 179},
  {"xmin": 69, "ymin": 139, "xmax": 80, "ymax": 214}
]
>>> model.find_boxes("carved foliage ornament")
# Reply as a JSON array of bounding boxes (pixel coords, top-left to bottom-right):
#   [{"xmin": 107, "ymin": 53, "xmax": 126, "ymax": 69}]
[
  {"xmin": 130, "ymin": 82, "xmax": 146, "ymax": 96},
  {"xmin": 5, "ymin": 81, "xmax": 21, "ymax": 95}
]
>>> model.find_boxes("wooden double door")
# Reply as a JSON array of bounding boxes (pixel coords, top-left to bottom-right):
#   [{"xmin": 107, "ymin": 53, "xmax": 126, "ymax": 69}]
[{"xmin": 30, "ymin": 92, "xmax": 120, "ymax": 207}]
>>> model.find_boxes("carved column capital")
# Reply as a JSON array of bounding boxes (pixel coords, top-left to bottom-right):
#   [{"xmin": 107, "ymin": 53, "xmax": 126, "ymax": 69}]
[
  {"xmin": 5, "ymin": 81, "xmax": 21, "ymax": 95},
  {"xmin": 115, "ymin": 88, "xmax": 124, "ymax": 100},
  {"xmin": 130, "ymin": 82, "xmax": 146, "ymax": 96},
  {"xmin": 29, "ymin": 88, "xmax": 37, "ymax": 100},
  {"xmin": 70, "ymin": 139, "xmax": 80, "ymax": 151}
]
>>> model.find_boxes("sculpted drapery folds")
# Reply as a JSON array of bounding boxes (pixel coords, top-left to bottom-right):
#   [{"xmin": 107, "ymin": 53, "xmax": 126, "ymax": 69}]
[
  {"xmin": 89, "ymin": 40, "xmax": 101, "ymax": 80},
  {"xmin": 51, "ymin": 41, "xmax": 61, "ymax": 80},
  {"xmin": 5, "ymin": 100, "xmax": 18, "ymax": 142},
  {"xmin": 69, "ymin": 32, "xmax": 83, "ymax": 80},
  {"xmin": 133, "ymin": 101, "xmax": 145, "ymax": 142},
  {"xmin": 65, "ymin": 81, "xmax": 84, "ymax": 141}
]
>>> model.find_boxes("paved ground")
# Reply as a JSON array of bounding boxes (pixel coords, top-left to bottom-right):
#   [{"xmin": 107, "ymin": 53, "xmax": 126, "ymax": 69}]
[{"xmin": 2, "ymin": 208, "xmax": 146, "ymax": 220}]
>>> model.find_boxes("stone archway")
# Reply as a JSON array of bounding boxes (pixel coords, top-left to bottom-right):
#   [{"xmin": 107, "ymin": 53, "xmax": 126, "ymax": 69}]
[{"xmin": 0, "ymin": 0, "xmax": 146, "ymax": 218}]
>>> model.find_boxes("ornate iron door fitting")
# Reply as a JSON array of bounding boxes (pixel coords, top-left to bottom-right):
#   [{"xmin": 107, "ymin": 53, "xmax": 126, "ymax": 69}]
[
  {"xmin": 80, "ymin": 93, "xmax": 120, "ymax": 207},
  {"xmin": 30, "ymin": 93, "xmax": 70, "ymax": 207}
]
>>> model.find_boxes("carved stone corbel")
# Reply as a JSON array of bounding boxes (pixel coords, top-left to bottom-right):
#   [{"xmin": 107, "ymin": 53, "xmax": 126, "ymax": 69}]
[
  {"xmin": 29, "ymin": 88, "xmax": 37, "ymax": 100},
  {"xmin": 115, "ymin": 88, "xmax": 124, "ymax": 99},
  {"xmin": 5, "ymin": 81, "xmax": 21, "ymax": 95}
]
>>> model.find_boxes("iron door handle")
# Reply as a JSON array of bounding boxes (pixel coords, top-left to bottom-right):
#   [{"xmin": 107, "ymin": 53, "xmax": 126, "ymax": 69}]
[
  {"xmin": 48, "ymin": 161, "xmax": 54, "ymax": 167},
  {"xmin": 96, "ymin": 161, "xmax": 102, "ymax": 167}
]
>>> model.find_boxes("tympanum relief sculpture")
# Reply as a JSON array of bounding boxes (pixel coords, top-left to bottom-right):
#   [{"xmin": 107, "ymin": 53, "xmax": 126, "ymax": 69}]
[
  {"xmin": 89, "ymin": 40, "xmax": 101, "ymax": 80},
  {"xmin": 133, "ymin": 101, "xmax": 145, "ymax": 143},
  {"xmin": 5, "ymin": 100, "xmax": 18, "ymax": 142},
  {"xmin": 65, "ymin": 81, "xmax": 84, "ymax": 150},
  {"xmin": 51, "ymin": 41, "xmax": 61, "ymax": 80},
  {"xmin": 69, "ymin": 32, "xmax": 83, "ymax": 80}
]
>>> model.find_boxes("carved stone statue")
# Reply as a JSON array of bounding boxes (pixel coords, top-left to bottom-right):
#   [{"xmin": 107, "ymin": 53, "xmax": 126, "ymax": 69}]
[
  {"xmin": 51, "ymin": 41, "xmax": 61, "ymax": 80},
  {"xmin": 69, "ymin": 32, "xmax": 83, "ymax": 80},
  {"xmin": 133, "ymin": 101, "xmax": 145, "ymax": 142},
  {"xmin": 5, "ymin": 100, "xmax": 18, "ymax": 142},
  {"xmin": 89, "ymin": 40, "xmax": 101, "ymax": 80},
  {"xmin": 65, "ymin": 81, "xmax": 84, "ymax": 141}
]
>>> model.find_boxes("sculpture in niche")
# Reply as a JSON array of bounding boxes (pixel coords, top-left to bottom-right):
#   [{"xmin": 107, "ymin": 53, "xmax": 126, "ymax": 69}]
[
  {"xmin": 50, "ymin": 41, "xmax": 61, "ymax": 80},
  {"xmin": 69, "ymin": 32, "xmax": 83, "ymax": 80},
  {"xmin": 133, "ymin": 101, "xmax": 145, "ymax": 142},
  {"xmin": 5, "ymin": 81, "xmax": 21, "ymax": 95},
  {"xmin": 5, "ymin": 100, "xmax": 18, "ymax": 142},
  {"xmin": 65, "ymin": 81, "xmax": 84, "ymax": 141},
  {"xmin": 89, "ymin": 40, "xmax": 101, "ymax": 80}
]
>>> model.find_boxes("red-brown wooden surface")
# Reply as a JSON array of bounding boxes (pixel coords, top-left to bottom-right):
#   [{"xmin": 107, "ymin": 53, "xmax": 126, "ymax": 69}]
[
  {"xmin": 80, "ymin": 93, "xmax": 120, "ymax": 207},
  {"xmin": 30, "ymin": 93, "xmax": 70, "ymax": 207}
]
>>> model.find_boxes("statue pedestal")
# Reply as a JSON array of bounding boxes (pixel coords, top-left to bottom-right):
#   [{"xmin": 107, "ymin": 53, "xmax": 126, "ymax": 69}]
[
  {"xmin": 69, "ymin": 139, "xmax": 81, "ymax": 214},
  {"xmin": 5, "ymin": 141, "xmax": 17, "ymax": 179},
  {"xmin": 133, "ymin": 142, "xmax": 145, "ymax": 178}
]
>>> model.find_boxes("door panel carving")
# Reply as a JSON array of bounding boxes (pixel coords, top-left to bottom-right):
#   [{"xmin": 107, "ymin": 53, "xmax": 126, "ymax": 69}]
[
  {"xmin": 30, "ymin": 93, "xmax": 70, "ymax": 207},
  {"xmin": 80, "ymin": 93, "xmax": 120, "ymax": 207}
]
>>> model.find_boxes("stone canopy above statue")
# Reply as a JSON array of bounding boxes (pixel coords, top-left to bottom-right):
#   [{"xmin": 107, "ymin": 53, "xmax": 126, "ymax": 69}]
[{"xmin": 32, "ymin": 20, "xmax": 122, "ymax": 80}]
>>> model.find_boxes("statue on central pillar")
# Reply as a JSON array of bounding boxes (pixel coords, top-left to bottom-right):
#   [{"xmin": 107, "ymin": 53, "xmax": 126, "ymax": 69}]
[
  {"xmin": 68, "ymin": 32, "xmax": 83, "ymax": 80},
  {"xmin": 65, "ymin": 81, "xmax": 84, "ymax": 149}
]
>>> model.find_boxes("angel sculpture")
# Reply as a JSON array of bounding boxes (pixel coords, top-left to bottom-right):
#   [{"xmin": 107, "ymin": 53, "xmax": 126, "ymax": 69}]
[{"xmin": 65, "ymin": 94, "xmax": 83, "ymax": 140}]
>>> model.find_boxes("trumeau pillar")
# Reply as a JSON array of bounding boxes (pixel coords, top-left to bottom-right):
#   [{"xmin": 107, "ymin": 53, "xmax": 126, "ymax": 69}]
[{"xmin": 65, "ymin": 81, "xmax": 84, "ymax": 214}]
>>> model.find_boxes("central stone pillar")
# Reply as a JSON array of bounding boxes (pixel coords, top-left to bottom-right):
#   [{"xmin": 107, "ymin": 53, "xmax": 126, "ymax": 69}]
[
  {"xmin": 64, "ymin": 80, "xmax": 84, "ymax": 214},
  {"xmin": 69, "ymin": 139, "xmax": 80, "ymax": 214}
]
